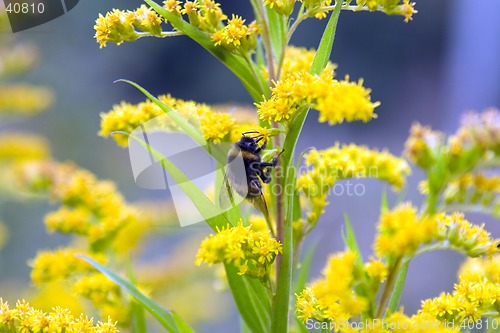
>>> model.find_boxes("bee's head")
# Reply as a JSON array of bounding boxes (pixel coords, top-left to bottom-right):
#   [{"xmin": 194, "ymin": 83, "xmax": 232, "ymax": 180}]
[{"xmin": 237, "ymin": 136, "xmax": 260, "ymax": 152}]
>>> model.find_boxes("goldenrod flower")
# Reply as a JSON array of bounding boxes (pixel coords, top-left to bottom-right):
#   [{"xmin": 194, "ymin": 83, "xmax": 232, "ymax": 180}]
[
  {"xmin": 30, "ymin": 248, "xmax": 105, "ymax": 284},
  {"xmin": 99, "ymin": 95, "xmax": 237, "ymax": 147},
  {"xmin": 354, "ymin": 0, "xmax": 418, "ymax": 22},
  {"xmin": 256, "ymin": 69, "xmax": 379, "ymax": 125},
  {"xmin": 295, "ymin": 251, "xmax": 368, "ymax": 323},
  {"xmin": 374, "ymin": 203, "xmax": 437, "ymax": 258},
  {"xmin": 211, "ymin": 15, "xmax": 260, "ymax": 52},
  {"xmin": 16, "ymin": 161, "xmax": 146, "ymax": 252},
  {"xmin": 0, "ymin": 43, "xmax": 37, "ymax": 77},
  {"xmin": 199, "ymin": 110, "xmax": 235, "ymax": 143},
  {"xmin": 435, "ymin": 213, "xmax": 500, "ymax": 257},
  {"xmin": 94, "ymin": 6, "xmax": 163, "ymax": 48},
  {"xmin": 316, "ymin": 76, "xmax": 380, "ymax": 125},
  {"xmin": 365, "ymin": 257, "xmax": 388, "ymax": 282},
  {"xmin": 276, "ymin": 46, "xmax": 337, "ymax": 80},
  {"xmin": 0, "ymin": 84, "xmax": 53, "ymax": 116},
  {"xmin": 298, "ymin": 144, "xmax": 410, "ymax": 196},
  {"xmin": 263, "ymin": 0, "xmax": 295, "ymax": 16},
  {"xmin": 0, "ymin": 133, "xmax": 50, "ymax": 162},
  {"xmin": 195, "ymin": 221, "xmax": 282, "ymax": 279},
  {"xmin": 0, "ymin": 299, "xmax": 118, "ymax": 333}
]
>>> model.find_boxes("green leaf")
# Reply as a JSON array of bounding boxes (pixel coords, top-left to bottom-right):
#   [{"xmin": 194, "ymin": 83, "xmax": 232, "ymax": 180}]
[
  {"xmin": 380, "ymin": 188, "xmax": 389, "ymax": 212},
  {"xmin": 116, "ymin": 79, "xmax": 206, "ymax": 147},
  {"xmin": 225, "ymin": 264, "xmax": 272, "ymax": 333},
  {"xmin": 131, "ymin": 301, "xmax": 148, "ymax": 333},
  {"xmin": 310, "ymin": 0, "xmax": 343, "ymax": 75},
  {"xmin": 124, "ymin": 133, "xmax": 269, "ymax": 331},
  {"xmin": 293, "ymin": 317, "xmax": 310, "ymax": 333},
  {"xmin": 386, "ymin": 259, "xmax": 409, "ymax": 315},
  {"xmin": 271, "ymin": 165, "xmax": 296, "ymax": 333},
  {"xmin": 294, "ymin": 240, "xmax": 318, "ymax": 294},
  {"xmin": 144, "ymin": 0, "xmax": 265, "ymax": 101},
  {"xmin": 342, "ymin": 214, "xmax": 364, "ymax": 268},
  {"xmin": 123, "ymin": 131, "xmax": 231, "ymax": 230},
  {"xmin": 127, "ymin": 258, "xmax": 148, "ymax": 333},
  {"xmin": 266, "ymin": 7, "xmax": 286, "ymax": 65},
  {"xmin": 80, "ymin": 256, "xmax": 194, "ymax": 333}
]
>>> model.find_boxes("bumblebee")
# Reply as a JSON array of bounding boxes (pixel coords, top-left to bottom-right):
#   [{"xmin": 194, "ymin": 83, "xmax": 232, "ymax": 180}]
[{"xmin": 220, "ymin": 131, "xmax": 280, "ymax": 222}]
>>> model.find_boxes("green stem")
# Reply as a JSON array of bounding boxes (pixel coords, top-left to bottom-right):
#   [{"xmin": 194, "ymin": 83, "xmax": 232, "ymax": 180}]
[
  {"xmin": 375, "ymin": 256, "xmax": 403, "ymax": 318},
  {"xmin": 251, "ymin": 0, "xmax": 276, "ymax": 83},
  {"xmin": 385, "ymin": 259, "xmax": 409, "ymax": 315}
]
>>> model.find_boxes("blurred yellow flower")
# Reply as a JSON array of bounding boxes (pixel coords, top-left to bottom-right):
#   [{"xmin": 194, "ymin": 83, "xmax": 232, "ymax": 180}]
[
  {"xmin": 30, "ymin": 248, "xmax": 105, "ymax": 284},
  {"xmin": 195, "ymin": 221, "xmax": 282, "ymax": 279},
  {"xmin": 0, "ymin": 85, "xmax": 53, "ymax": 116},
  {"xmin": 374, "ymin": 203, "xmax": 437, "ymax": 258}
]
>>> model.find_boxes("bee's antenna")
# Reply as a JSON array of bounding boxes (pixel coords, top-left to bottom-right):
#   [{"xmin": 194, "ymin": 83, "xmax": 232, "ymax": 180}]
[{"xmin": 242, "ymin": 131, "xmax": 261, "ymax": 136}]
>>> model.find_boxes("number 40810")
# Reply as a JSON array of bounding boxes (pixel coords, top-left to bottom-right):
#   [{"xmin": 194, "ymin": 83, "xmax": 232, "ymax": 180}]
[{"xmin": 6, "ymin": 2, "xmax": 45, "ymax": 14}]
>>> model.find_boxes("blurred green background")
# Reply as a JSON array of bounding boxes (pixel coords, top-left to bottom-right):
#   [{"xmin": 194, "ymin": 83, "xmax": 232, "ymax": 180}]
[{"xmin": 1, "ymin": 0, "xmax": 500, "ymax": 331}]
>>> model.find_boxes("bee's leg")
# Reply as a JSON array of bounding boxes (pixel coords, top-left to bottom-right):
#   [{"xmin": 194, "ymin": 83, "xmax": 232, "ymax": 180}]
[
  {"xmin": 260, "ymin": 156, "xmax": 279, "ymax": 168},
  {"xmin": 248, "ymin": 178, "xmax": 263, "ymax": 196}
]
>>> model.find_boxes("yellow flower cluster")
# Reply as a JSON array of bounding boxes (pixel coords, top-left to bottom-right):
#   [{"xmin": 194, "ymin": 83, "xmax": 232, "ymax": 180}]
[
  {"xmin": 15, "ymin": 161, "xmax": 144, "ymax": 251},
  {"xmin": 30, "ymin": 249, "xmax": 105, "ymax": 284},
  {"xmin": 296, "ymin": 249, "xmax": 462, "ymax": 332},
  {"xmin": 257, "ymin": 67, "xmax": 379, "ymax": 125},
  {"xmin": 73, "ymin": 274, "xmax": 129, "ymax": 323},
  {"xmin": 165, "ymin": 0, "xmax": 226, "ymax": 31},
  {"xmin": 405, "ymin": 109, "xmax": 500, "ymax": 224},
  {"xmin": 0, "ymin": 133, "xmax": 50, "ymax": 163},
  {"xmin": 0, "ymin": 299, "xmax": 118, "ymax": 333},
  {"xmin": 195, "ymin": 221, "xmax": 282, "ymax": 279},
  {"xmin": 99, "ymin": 94, "xmax": 238, "ymax": 146},
  {"xmin": 279, "ymin": 46, "xmax": 336, "ymax": 79},
  {"xmin": 375, "ymin": 204, "xmax": 436, "ymax": 258},
  {"xmin": 443, "ymin": 173, "xmax": 500, "ymax": 212},
  {"xmin": 0, "ymin": 84, "xmax": 53, "ymax": 116},
  {"xmin": 162, "ymin": 0, "xmax": 260, "ymax": 52},
  {"xmin": 211, "ymin": 15, "xmax": 260, "ymax": 53},
  {"xmin": 296, "ymin": 251, "xmax": 368, "ymax": 323},
  {"xmin": 0, "ymin": 43, "xmax": 37, "ymax": 77},
  {"xmin": 94, "ymin": 5, "xmax": 163, "ymax": 48},
  {"xmin": 264, "ymin": 0, "xmax": 295, "ymax": 15},
  {"xmin": 417, "ymin": 256, "xmax": 500, "ymax": 324},
  {"xmin": 375, "ymin": 205, "xmax": 499, "ymax": 259},
  {"xmin": 435, "ymin": 213, "xmax": 499, "ymax": 257},
  {"xmin": 453, "ymin": 108, "xmax": 500, "ymax": 152},
  {"xmin": 406, "ymin": 109, "xmax": 500, "ymax": 187},
  {"xmin": 354, "ymin": 0, "xmax": 417, "ymax": 22},
  {"xmin": 298, "ymin": 144, "xmax": 410, "ymax": 196}
]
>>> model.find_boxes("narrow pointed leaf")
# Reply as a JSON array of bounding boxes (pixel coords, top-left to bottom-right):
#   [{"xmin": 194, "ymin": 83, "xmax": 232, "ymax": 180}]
[
  {"xmin": 225, "ymin": 264, "xmax": 271, "ymax": 333},
  {"xmin": 294, "ymin": 240, "xmax": 318, "ymax": 294},
  {"xmin": 80, "ymin": 256, "xmax": 194, "ymax": 333},
  {"xmin": 266, "ymin": 7, "xmax": 286, "ymax": 66},
  {"xmin": 123, "ymin": 131, "xmax": 230, "ymax": 229},
  {"xmin": 342, "ymin": 214, "xmax": 364, "ymax": 268},
  {"xmin": 310, "ymin": 0, "xmax": 343, "ymax": 75},
  {"xmin": 386, "ymin": 260, "xmax": 409, "ymax": 315},
  {"xmin": 116, "ymin": 79, "xmax": 205, "ymax": 147},
  {"xmin": 271, "ymin": 165, "xmax": 296, "ymax": 332}
]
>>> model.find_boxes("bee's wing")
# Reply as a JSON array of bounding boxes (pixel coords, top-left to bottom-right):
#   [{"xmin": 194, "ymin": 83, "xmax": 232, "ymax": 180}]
[
  {"xmin": 219, "ymin": 169, "xmax": 236, "ymax": 210},
  {"xmin": 248, "ymin": 194, "xmax": 269, "ymax": 222}
]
